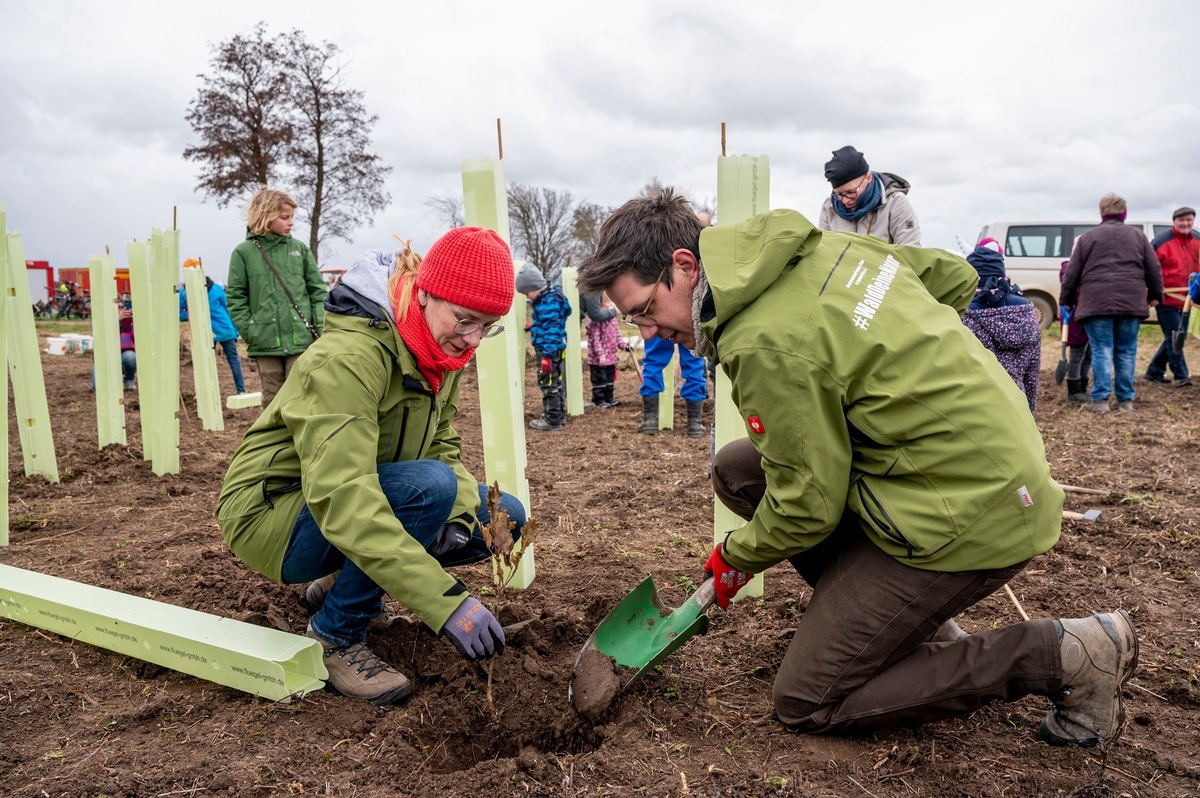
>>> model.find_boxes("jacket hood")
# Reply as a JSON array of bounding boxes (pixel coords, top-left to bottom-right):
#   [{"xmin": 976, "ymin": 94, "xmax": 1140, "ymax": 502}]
[
  {"xmin": 698, "ymin": 209, "xmax": 823, "ymax": 329},
  {"xmin": 878, "ymin": 172, "xmax": 911, "ymax": 196},
  {"xmin": 244, "ymin": 229, "xmax": 292, "ymax": 244},
  {"xmin": 327, "ymin": 250, "xmax": 397, "ymax": 323}
]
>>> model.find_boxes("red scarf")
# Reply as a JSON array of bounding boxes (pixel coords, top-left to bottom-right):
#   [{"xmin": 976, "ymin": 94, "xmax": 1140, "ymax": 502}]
[{"xmin": 394, "ymin": 291, "xmax": 475, "ymax": 393}]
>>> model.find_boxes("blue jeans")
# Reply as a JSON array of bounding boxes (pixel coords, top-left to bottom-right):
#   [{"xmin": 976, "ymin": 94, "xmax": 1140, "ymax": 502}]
[
  {"xmin": 217, "ymin": 338, "xmax": 247, "ymax": 393},
  {"xmin": 1081, "ymin": 316, "xmax": 1141, "ymax": 402},
  {"xmin": 641, "ymin": 336, "xmax": 708, "ymax": 400},
  {"xmin": 281, "ymin": 460, "xmax": 526, "ymax": 646},
  {"xmin": 89, "ymin": 350, "xmax": 137, "ymax": 390},
  {"xmin": 1146, "ymin": 305, "xmax": 1189, "ymax": 381}
]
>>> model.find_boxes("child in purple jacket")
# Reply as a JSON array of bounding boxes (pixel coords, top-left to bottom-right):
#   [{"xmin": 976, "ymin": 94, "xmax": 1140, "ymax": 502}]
[{"xmin": 960, "ymin": 238, "xmax": 1042, "ymax": 412}]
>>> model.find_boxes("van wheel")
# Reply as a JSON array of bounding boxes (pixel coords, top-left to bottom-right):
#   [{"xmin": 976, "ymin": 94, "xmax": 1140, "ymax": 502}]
[{"xmin": 1026, "ymin": 294, "xmax": 1055, "ymax": 330}]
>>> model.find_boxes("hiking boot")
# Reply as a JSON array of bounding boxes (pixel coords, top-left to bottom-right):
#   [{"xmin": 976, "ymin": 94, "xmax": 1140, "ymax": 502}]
[
  {"xmin": 1116, "ymin": 400, "xmax": 1134, "ymax": 412},
  {"xmin": 304, "ymin": 570, "xmax": 340, "ymax": 610},
  {"xmin": 1083, "ymin": 401, "xmax": 1110, "ymax": 414},
  {"xmin": 1067, "ymin": 393, "xmax": 1091, "ymax": 404},
  {"xmin": 636, "ymin": 395, "xmax": 659, "ymax": 435},
  {"xmin": 307, "ymin": 624, "xmax": 412, "ymax": 705},
  {"xmin": 529, "ymin": 417, "xmax": 564, "ymax": 432},
  {"xmin": 931, "ymin": 617, "xmax": 968, "ymax": 643},
  {"xmin": 1175, "ymin": 377, "xmax": 1193, "ymax": 388},
  {"xmin": 686, "ymin": 400, "xmax": 705, "ymax": 438},
  {"xmin": 1141, "ymin": 372, "xmax": 1168, "ymax": 384},
  {"xmin": 1038, "ymin": 610, "xmax": 1138, "ymax": 747}
]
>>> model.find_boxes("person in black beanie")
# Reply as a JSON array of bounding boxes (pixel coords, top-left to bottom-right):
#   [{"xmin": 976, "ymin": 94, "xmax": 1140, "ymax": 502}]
[{"xmin": 818, "ymin": 145, "xmax": 922, "ymax": 245}]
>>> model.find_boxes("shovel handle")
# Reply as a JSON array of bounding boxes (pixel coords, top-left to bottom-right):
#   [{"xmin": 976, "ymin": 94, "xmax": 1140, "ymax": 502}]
[{"xmin": 689, "ymin": 577, "xmax": 717, "ymax": 613}]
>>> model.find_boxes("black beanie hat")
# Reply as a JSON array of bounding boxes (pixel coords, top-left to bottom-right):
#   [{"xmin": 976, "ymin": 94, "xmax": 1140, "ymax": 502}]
[{"xmin": 824, "ymin": 146, "xmax": 870, "ymax": 187}]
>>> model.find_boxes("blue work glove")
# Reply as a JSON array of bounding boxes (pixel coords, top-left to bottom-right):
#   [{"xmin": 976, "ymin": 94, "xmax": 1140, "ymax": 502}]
[
  {"xmin": 704, "ymin": 543, "xmax": 754, "ymax": 609},
  {"xmin": 1189, "ymin": 272, "xmax": 1199, "ymax": 302},
  {"xmin": 429, "ymin": 522, "xmax": 472, "ymax": 557},
  {"xmin": 443, "ymin": 598, "xmax": 505, "ymax": 659}
]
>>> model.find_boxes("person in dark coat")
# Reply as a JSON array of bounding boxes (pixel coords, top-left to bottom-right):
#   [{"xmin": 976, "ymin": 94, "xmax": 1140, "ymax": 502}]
[{"xmin": 1059, "ymin": 193, "xmax": 1163, "ymax": 413}]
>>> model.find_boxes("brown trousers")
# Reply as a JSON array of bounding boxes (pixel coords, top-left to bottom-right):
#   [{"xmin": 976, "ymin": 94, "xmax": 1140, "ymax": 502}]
[
  {"xmin": 711, "ymin": 437, "xmax": 1061, "ymax": 734},
  {"xmin": 255, "ymin": 355, "xmax": 301, "ymax": 408}
]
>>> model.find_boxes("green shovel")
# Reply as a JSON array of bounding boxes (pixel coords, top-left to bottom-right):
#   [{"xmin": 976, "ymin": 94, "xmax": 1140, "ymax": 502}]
[{"xmin": 574, "ymin": 575, "xmax": 716, "ymax": 688}]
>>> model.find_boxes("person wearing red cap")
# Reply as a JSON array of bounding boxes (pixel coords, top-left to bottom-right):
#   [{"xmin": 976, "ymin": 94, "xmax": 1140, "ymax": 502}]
[
  {"xmin": 1145, "ymin": 206, "xmax": 1199, "ymax": 387},
  {"xmin": 217, "ymin": 227, "xmax": 525, "ymax": 706}
]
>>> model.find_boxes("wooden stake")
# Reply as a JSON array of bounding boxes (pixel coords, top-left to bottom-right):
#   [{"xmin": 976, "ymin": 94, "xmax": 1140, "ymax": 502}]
[
  {"xmin": 496, "ymin": 118, "xmax": 503, "ymax": 161},
  {"xmin": 1004, "ymin": 584, "xmax": 1030, "ymax": 621},
  {"xmin": 1060, "ymin": 484, "xmax": 1108, "ymax": 495},
  {"xmin": 721, "ymin": 122, "xmax": 726, "ymax": 157}
]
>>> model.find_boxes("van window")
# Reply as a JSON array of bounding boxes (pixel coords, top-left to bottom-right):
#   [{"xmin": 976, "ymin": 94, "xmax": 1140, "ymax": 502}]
[
  {"xmin": 1066, "ymin": 225, "xmax": 1097, "ymax": 251},
  {"xmin": 1005, "ymin": 225, "xmax": 1064, "ymax": 258},
  {"xmin": 1152, "ymin": 225, "xmax": 1172, "ymax": 238}
]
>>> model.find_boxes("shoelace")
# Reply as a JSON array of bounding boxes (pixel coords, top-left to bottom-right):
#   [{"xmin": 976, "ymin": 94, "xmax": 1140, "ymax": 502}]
[{"xmin": 328, "ymin": 643, "xmax": 398, "ymax": 680}]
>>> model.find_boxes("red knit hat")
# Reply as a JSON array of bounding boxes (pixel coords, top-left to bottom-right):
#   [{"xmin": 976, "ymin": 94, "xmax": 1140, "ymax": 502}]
[{"xmin": 416, "ymin": 227, "xmax": 515, "ymax": 316}]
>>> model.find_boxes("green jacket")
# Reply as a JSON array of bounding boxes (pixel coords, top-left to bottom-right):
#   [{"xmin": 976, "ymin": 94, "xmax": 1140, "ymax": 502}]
[
  {"xmin": 227, "ymin": 230, "xmax": 326, "ymax": 357},
  {"xmin": 700, "ymin": 209, "xmax": 1062, "ymax": 573},
  {"xmin": 216, "ymin": 280, "xmax": 480, "ymax": 633}
]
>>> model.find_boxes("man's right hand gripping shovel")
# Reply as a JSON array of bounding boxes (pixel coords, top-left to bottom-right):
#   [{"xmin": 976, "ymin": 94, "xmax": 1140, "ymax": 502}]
[{"xmin": 704, "ymin": 543, "xmax": 755, "ymax": 609}]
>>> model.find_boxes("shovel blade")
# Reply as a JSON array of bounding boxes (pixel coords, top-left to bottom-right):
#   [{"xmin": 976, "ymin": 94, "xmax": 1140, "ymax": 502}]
[
  {"xmin": 1054, "ymin": 343, "xmax": 1069, "ymax": 386},
  {"xmin": 577, "ymin": 575, "xmax": 714, "ymax": 687}
]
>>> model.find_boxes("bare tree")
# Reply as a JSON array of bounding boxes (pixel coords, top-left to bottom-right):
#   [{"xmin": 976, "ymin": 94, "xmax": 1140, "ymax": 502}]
[
  {"xmin": 570, "ymin": 201, "xmax": 611, "ymax": 260},
  {"xmin": 423, "ymin": 194, "xmax": 465, "ymax": 230},
  {"xmin": 280, "ymin": 30, "xmax": 390, "ymax": 260},
  {"xmin": 507, "ymin": 184, "xmax": 577, "ymax": 284},
  {"xmin": 183, "ymin": 23, "xmax": 292, "ymax": 205},
  {"xmin": 184, "ymin": 25, "xmax": 391, "ymax": 261}
]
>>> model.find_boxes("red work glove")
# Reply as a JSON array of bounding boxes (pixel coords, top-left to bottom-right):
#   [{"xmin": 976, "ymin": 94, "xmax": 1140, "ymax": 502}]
[
  {"xmin": 704, "ymin": 543, "xmax": 753, "ymax": 609},
  {"xmin": 540, "ymin": 355, "xmax": 552, "ymax": 374}
]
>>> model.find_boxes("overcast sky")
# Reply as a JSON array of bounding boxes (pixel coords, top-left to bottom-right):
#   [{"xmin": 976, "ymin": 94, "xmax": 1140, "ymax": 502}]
[{"xmin": 3, "ymin": 0, "xmax": 1198, "ymax": 289}]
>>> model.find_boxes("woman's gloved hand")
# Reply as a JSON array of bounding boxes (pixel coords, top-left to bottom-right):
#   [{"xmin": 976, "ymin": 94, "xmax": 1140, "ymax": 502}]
[
  {"xmin": 443, "ymin": 598, "xmax": 505, "ymax": 659},
  {"xmin": 429, "ymin": 522, "xmax": 472, "ymax": 557}
]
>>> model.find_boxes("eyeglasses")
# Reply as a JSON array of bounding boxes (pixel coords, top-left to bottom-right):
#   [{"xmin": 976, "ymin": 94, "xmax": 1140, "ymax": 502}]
[
  {"xmin": 619, "ymin": 266, "xmax": 669, "ymax": 327},
  {"xmin": 430, "ymin": 296, "xmax": 505, "ymax": 338},
  {"xmin": 833, "ymin": 173, "xmax": 871, "ymax": 200}
]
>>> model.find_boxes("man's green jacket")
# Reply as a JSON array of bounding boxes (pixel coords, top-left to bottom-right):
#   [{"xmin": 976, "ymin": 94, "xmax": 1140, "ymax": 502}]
[{"xmin": 700, "ymin": 209, "xmax": 1063, "ymax": 573}]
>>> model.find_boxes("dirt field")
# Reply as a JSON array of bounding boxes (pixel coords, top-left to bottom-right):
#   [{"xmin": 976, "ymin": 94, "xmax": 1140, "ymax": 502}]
[{"xmin": 3, "ymin": 323, "xmax": 1198, "ymax": 797}]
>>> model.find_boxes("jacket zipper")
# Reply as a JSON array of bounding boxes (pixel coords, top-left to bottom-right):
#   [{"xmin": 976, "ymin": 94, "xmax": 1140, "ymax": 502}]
[
  {"xmin": 857, "ymin": 480, "xmax": 914, "ymax": 558},
  {"xmin": 399, "ymin": 375, "xmax": 436, "ymax": 461}
]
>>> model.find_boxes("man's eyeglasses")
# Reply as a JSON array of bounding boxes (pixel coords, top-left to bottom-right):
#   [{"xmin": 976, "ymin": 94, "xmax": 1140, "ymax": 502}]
[
  {"xmin": 833, "ymin": 173, "xmax": 871, "ymax": 200},
  {"xmin": 619, "ymin": 267, "xmax": 669, "ymax": 327},
  {"xmin": 430, "ymin": 296, "xmax": 505, "ymax": 338}
]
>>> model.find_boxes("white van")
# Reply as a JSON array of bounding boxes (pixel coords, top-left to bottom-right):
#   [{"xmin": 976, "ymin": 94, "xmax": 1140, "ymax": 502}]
[{"xmin": 975, "ymin": 221, "xmax": 1171, "ymax": 328}]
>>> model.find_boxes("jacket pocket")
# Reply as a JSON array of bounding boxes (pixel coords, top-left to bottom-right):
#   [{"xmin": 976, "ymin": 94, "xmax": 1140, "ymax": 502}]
[{"xmin": 850, "ymin": 478, "xmax": 916, "ymax": 558}]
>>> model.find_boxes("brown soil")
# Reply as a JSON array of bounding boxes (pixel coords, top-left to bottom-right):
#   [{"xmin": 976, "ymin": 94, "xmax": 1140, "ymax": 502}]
[{"xmin": 3, "ymin": 327, "xmax": 1199, "ymax": 797}]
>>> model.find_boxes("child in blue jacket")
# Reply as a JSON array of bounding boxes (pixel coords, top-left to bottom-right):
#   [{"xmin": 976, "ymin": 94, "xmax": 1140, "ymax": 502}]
[{"xmin": 517, "ymin": 263, "xmax": 572, "ymax": 431}]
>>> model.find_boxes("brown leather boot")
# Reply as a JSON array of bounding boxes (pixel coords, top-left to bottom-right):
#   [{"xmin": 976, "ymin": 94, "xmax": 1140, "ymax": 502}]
[
  {"xmin": 307, "ymin": 624, "xmax": 412, "ymax": 706},
  {"xmin": 1039, "ymin": 610, "xmax": 1138, "ymax": 746},
  {"xmin": 304, "ymin": 570, "xmax": 340, "ymax": 609}
]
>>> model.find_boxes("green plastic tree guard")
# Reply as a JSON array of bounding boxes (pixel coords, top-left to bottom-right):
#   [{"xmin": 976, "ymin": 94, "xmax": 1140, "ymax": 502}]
[
  {"xmin": 183, "ymin": 265, "xmax": 223, "ymax": 431},
  {"xmin": 561, "ymin": 266, "xmax": 584, "ymax": 416},
  {"xmin": 89, "ymin": 253, "xmax": 127, "ymax": 447},
  {"xmin": 0, "ymin": 564, "xmax": 327, "ymax": 702},
  {"xmin": 1, "ymin": 205, "xmax": 7, "ymax": 545},
  {"xmin": 5, "ymin": 228, "xmax": 59, "ymax": 483},
  {"xmin": 462, "ymin": 157, "xmax": 534, "ymax": 589},
  {"xmin": 714, "ymin": 153, "xmax": 771, "ymax": 600}
]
